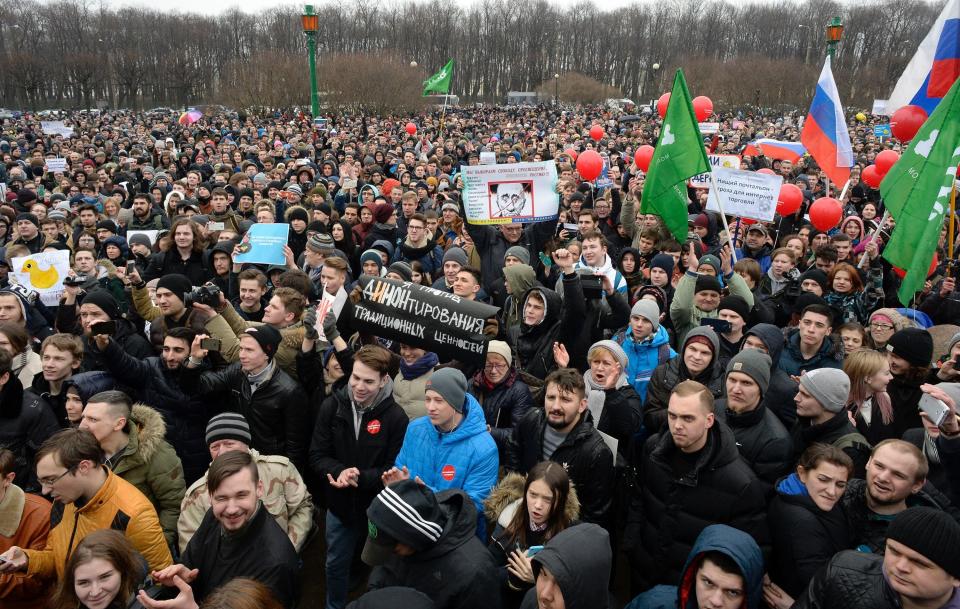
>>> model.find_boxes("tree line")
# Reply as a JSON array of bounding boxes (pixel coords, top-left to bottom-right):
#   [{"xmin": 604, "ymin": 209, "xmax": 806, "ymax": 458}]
[{"xmin": 0, "ymin": 0, "xmax": 942, "ymax": 112}]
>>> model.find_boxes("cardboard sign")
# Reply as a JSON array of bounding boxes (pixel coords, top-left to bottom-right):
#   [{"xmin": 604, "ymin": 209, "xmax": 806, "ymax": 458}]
[
  {"xmin": 46, "ymin": 158, "xmax": 68, "ymax": 173},
  {"xmin": 873, "ymin": 124, "xmax": 892, "ymax": 138},
  {"xmin": 233, "ymin": 223, "xmax": 289, "ymax": 266},
  {"xmin": 872, "ymin": 99, "xmax": 888, "ymax": 115},
  {"xmin": 10, "ymin": 250, "xmax": 72, "ymax": 306},
  {"xmin": 688, "ymin": 155, "xmax": 741, "ymax": 189},
  {"xmin": 705, "ymin": 167, "xmax": 783, "ymax": 222},
  {"xmin": 699, "ymin": 122, "xmax": 720, "ymax": 134},
  {"xmin": 462, "ymin": 161, "xmax": 559, "ymax": 225},
  {"xmin": 352, "ymin": 275, "xmax": 498, "ymax": 366},
  {"xmin": 40, "ymin": 121, "xmax": 73, "ymax": 138}
]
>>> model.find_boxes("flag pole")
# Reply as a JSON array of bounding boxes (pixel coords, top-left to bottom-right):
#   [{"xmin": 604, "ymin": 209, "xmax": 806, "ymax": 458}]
[
  {"xmin": 858, "ymin": 209, "xmax": 891, "ymax": 269},
  {"xmin": 439, "ymin": 94, "xmax": 448, "ymax": 135},
  {"xmin": 709, "ymin": 171, "xmax": 739, "ymax": 263},
  {"xmin": 948, "ymin": 171, "xmax": 958, "ymax": 277}
]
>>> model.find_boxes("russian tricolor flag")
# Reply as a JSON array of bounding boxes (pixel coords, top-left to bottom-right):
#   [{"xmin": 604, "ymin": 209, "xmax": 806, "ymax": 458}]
[
  {"xmin": 887, "ymin": 0, "xmax": 960, "ymax": 115},
  {"xmin": 801, "ymin": 56, "xmax": 853, "ymax": 188},
  {"xmin": 742, "ymin": 139, "xmax": 807, "ymax": 163}
]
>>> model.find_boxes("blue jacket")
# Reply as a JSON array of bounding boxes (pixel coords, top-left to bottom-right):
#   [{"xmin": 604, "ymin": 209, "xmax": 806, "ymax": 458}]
[
  {"xmin": 614, "ymin": 325, "xmax": 676, "ymax": 402},
  {"xmin": 626, "ymin": 524, "xmax": 764, "ymax": 609},
  {"xmin": 395, "ymin": 393, "xmax": 499, "ymax": 519},
  {"xmin": 777, "ymin": 329, "xmax": 844, "ymax": 377}
]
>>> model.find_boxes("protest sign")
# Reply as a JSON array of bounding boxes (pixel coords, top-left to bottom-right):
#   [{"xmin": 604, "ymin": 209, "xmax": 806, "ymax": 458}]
[
  {"xmin": 732, "ymin": 120, "xmax": 745, "ymax": 129},
  {"xmin": 698, "ymin": 122, "xmax": 720, "ymax": 134},
  {"xmin": 873, "ymin": 124, "xmax": 892, "ymax": 138},
  {"xmin": 705, "ymin": 167, "xmax": 782, "ymax": 222},
  {"xmin": 462, "ymin": 161, "xmax": 559, "ymax": 225},
  {"xmin": 688, "ymin": 155, "xmax": 740, "ymax": 189},
  {"xmin": 872, "ymin": 99, "xmax": 887, "ymax": 115},
  {"xmin": 353, "ymin": 275, "xmax": 498, "ymax": 366},
  {"xmin": 233, "ymin": 223, "xmax": 289, "ymax": 266},
  {"xmin": 10, "ymin": 250, "xmax": 71, "ymax": 306},
  {"xmin": 40, "ymin": 121, "xmax": 73, "ymax": 138},
  {"xmin": 127, "ymin": 230, "xmax": 159, "ymax": 246},
  {"xmin": 46, "ymin": 158, "xmax": 68, "ymax": 173},
  {"xmin": 479, "ymin": 151, "xmax": 496, "ymax": 165}
]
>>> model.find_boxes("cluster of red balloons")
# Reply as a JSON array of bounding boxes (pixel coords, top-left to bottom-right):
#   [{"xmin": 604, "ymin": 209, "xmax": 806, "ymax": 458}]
[
  {"xmin": 656, "ymin": 93, "xmax": 713, "ymax": 122},
  {"xmin": 890, "ymin": 105, "xmax": 927, "ymax": 142},
  {"xmin": 861, "ymin": 149, "xmax": 901, "ymax": 189},
  {"xmin": 576, "ymin": 150, "xmax": 604, "ymax": 181}
]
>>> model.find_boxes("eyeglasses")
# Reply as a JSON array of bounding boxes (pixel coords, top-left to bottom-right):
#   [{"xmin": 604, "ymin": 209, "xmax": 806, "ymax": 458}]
[
  {"xmin": 870, "ymin": 322, "xmax": 894, "ymax": 331},
  {"xmin": 39, "ymin": 466, "xmax": 75, "ymax": 487},
  {"xmin": 485, "ymin": 362, "xmax": 508, "ymax": 372}
]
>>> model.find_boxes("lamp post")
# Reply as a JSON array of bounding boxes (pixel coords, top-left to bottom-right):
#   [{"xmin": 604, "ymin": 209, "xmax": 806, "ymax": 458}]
[
  {"xmin": 301, "ymin": 5, "xmax": 319, "ymax": 117},
  {"xmin": 826, "ymin": 17, "xmax": 844, "ymax": 58},
  {"xmin": 651, "ymin": 62, "xmax": 660, "ymax": 99},
  {"xmin": 554, "ymin": 74, "xmax": 559, "ymax": 107}
]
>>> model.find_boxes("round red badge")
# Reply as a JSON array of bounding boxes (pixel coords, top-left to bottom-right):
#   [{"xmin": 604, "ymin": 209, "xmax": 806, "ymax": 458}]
[
  {"xmin": 366, "ymin": 420, "xmax": 381, "ymax": 435},
  {"xmin": 441, "ymin": 465, "xmax": 456, "ymax": 481}
]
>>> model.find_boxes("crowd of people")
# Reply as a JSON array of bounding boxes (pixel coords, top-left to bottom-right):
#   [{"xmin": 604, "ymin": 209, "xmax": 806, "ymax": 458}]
[{"xmin": 0, "ymin": 103, "xmax": 958, "ymax": 609}]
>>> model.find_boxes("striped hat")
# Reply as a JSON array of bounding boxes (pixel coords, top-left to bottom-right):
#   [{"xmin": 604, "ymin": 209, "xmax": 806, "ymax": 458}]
[
  {"xmin": 205, "ymin": 412, "xmax": 252, "ymax": 446},
  {"xmin": 362, "ymin": 480, "xmax": 446, "ymax": 565}
]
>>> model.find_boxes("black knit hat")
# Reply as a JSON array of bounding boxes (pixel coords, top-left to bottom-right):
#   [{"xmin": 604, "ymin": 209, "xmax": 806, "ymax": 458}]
[
  {"xmin": 15, "ymin": 212, "xmax": 39, "ymax": 228},
  {"xmin": 887, "ymin": 506, "xmax": 960, "ymax": 578},
  {"xmin": 695, "ymin": 274, "xmax": 722, "ymax": 295},
  {"xmin": 363, "ymin": 480, "xmax": 445, "ymax": 566},
  {"xmin": 718, "ymin": 295, "xmax": 750, "ymax": 322},
  {"xmin": 205, "ymin": 412, "xmax": 252, "ymax": 445},
  {"xmin": 155, "ymin": 274, "xmax": 192, "ymax": 303},
  {"xmin": 800, "ymin": 268, "xmax": 829, "ymax": 293},
  {"xmin": 243, "ymin": 325, "xmax": 282, "ymax": 359},
  {"xmin": 287, "ymin": 206, "xmax": 309, "ymax": 224},
  {"xmin": 80, "ymin": 289, "xmax": 121, "ymax": 321},
  {"xmin": 886, "ymin": 328, "xmax": 934, "ymax": 368},
  {"xmin": 650, "ymin": 253, "xmax": 675, "ymax": 277}
]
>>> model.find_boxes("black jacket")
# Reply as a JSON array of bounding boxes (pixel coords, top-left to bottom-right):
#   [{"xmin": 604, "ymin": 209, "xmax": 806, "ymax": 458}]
[
  {"xmin": 791, "ymin": 551, "xmax": 899, "ymax": 609},
  {"xmin": 74, "ymin": 318, "xmax": 153, "ymax": 374},
  {"xmin": 182, "ymin": 505, "xmax": 299, "ymax": 608},
  {"xmin": 876, "ymin": 374, "xmax": 925, "ymax": 442},
  {"xmin": 519, "ymin": 523, "xmax": 613, "ymax": 609},
  {"xmin": 308, "ymin": 382, "xmax": 408, "ymax": 525},
  {"xmin": 714, "ymin": 399, "xmax": 793, "ymax": 488},
  {"xmin": 469, "ymin": 367, "xmax": 535, "ymax": 456},
  {"xmin": 560, "ymin": 273, "xmax": 631, "ymax": 371},
  {"xmin": 624, "ymin": 422, "xmax": 770, "ymax": 590},
  {"xmin": 507, "ymin": 286, "xmax": 567, "ymax": 381},
  {"xmin": 744, "ymin": 323, "xmax": 799, "ymax": 428},
  {"xmin": 508, "ymin": 408, "xmax": 615, "ymax": 526},
  {"xmin": 643, "ymin": 356, "xmax": 724, "ymax": 436},
  {"xmin": 595, "ymin": 383, "xmax": 643, "ymax": 460},
  {"xmin": 368, "ymin": 490, "xmax": 501, "ymax": 609},
  {"xmin": 183, "ymin": 362, "xmax": 309, "ymax": 468},
  {"xmin": 790, "ymin": 413, "xmax": 871, "ymax": 479},
  {"xmin": 767, "ymin": 477, "xmax": 851, "ymax": 597},
  {"xmin": 0, "ymin": 378, "xmax": 59, "ymax": 492},
  {"xmin": 143, "ymin": 249, "xmax": 212, "ymax": 286}
]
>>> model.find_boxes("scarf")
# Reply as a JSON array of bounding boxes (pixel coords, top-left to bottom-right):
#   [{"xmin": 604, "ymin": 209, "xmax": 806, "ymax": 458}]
[
  {"xmin": 10, "ymin": 351, "xmax": 28, "ymax": 376},
  {"xmin": 246, "ymin": 360, "xmax": 275, "ymax": 394},
  {"xmin": 583, "ymin": 369, "xmax": 627, "ymax": 425},
  {"xmin": 400, "ymin": 352, "xmax": 439, "ymax": 380}
]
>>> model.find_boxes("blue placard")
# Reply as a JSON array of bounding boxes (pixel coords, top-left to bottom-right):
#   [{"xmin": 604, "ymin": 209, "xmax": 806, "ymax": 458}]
[
  {"xmin": 874, "ymin": 124, "xmax": 891, "ymax": 138},
  {"xmin": 233, "ymin": 223, "xmax": 289, "ymax": 266}
]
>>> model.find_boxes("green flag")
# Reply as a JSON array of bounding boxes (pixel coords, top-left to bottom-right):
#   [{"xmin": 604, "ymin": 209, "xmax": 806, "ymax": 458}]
[
  {"xmin": 423, "ymin": 59, "xmax": 454, "ymax": 96},
  {"xmin": 881, "ymin": 76, "xmax": 960, "ymax": 304},
  {"xmin": 640, "ymin": 69, "xmax": 710, "ymax": 242}
]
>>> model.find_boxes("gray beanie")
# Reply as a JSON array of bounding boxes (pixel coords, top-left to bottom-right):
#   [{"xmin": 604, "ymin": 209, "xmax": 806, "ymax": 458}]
[
  {"xmin": 205, "ymin": 412, "xmax": 252, "ymax": 445},
  {"xmin": 949, "ymin": 331, "xmax": 960, "ymax": 355},
  {"xmin": 588, "ymin": 340, "xmax": 628, "ymax": 370},
  {"xmin": 504, "ymin": 245, "xmax": 531, "ymax": 266},
  {"xmin": 799, "ymin": 368, "xmax": 851, "ymax": 413},
  {"xmin": 425, "ymin": 367, "xmax": 468, "ymax": 412},
  {"xmin": 726, "ymin": 350, "xmax": 772, "ymax": 396},
  {"xmin": 630, "ymin": 300, "xmax": 661, "ymax": 332},
  {"xmin": 442, "ymin": 247, "xmax": 468, "ymax": 268}
]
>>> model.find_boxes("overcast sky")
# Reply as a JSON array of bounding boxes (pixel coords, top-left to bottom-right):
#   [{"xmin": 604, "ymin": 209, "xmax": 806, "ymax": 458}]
[{"xmin": 104, "ymin": 0, "xmax": 645, "ymax": 15}]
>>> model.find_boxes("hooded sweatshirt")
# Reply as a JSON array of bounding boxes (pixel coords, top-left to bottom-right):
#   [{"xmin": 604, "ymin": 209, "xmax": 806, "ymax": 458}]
[{"xmin": 521, "ymin": 523, "xmax": 613, "ymax": 609}]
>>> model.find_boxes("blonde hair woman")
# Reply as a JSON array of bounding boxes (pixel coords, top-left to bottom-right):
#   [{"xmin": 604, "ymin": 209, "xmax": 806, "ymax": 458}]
[{"xmin": 844, "ymin": 350, "xmax": 894, "ymax": 446}]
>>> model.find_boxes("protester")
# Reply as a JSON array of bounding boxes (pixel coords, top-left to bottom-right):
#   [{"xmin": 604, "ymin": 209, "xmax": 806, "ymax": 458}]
[
  {"xmin": 0, "ymin": 448, "xmax": 51, "ymax": 609},
  {"xmin": 48, "ymin": 530, "xmax": 146, "ymax": 609},
  {"xmin": 519, "ymin": 522, "xmax": 613, "ymax": 609}
]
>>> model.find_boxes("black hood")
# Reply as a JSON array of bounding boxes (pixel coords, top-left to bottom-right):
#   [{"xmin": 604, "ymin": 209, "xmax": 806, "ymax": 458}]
[
  {"xmin": 531, "ymin": 523, "xmax": 611, "ymax": 609},
  {"xmin": 412, "ymin": 490, "xmax": 477, "ymax": 562},
  {"xmin": 346, "ymin": 588, "xmax": 434, "ymax": 609},
  {"xmin": 744, "ymin": 323, "xmax": 785, "ymax": 366},
  {"xmin": 519, "ymin": 286, "xmax": 562, "ymax": 335}
]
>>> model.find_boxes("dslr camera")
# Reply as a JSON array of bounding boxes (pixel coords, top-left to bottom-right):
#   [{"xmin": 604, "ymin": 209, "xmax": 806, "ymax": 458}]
[
  {"xmin": 183, "ymin": 284, "xmax": 221, "ymax": 308},
  {"xmin": 63, "ymin": 275, "xmax": 89, "ymax": 287}
]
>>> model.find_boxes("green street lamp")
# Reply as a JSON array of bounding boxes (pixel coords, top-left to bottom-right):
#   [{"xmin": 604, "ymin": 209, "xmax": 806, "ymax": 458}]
[
  {"xmin": 826, "ymin": 17, "xmax": 844, "ymax": 58},
  {"xmin": 301, "ymin": 5, "xmax": 319, "ymax": 117}
]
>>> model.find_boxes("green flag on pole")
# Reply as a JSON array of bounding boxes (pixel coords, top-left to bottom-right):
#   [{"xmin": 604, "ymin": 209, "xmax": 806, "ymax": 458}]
[
  {"xmin": 423, "ymin": 59, "xmax": 454, "ymax": 96},
  {"xmin": 881, "ymin": 76, "xmax": 960, "ymax": 304},
  {"xmin": 640, "ymin": 69, "xmax": 710, "ymax": 242}
]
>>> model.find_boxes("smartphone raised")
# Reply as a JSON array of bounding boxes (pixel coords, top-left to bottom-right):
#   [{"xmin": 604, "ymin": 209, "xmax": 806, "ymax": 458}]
[
  {"xmin": 700, "ymin": 317, "xmax": 732, "ymax": 334},
  {"xmin": 919, "ymin": 394, "xmax": 950, "ymax": 427},
  {"xmin": 90, "ymin": 321, "xmax": 117, "ymax": 337},
  {"xmin": 200, "ymin": 337, "xmax": 222, "ymax": 352}
]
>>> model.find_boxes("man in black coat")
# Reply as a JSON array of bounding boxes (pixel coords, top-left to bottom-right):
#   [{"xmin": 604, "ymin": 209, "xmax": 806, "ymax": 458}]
[
  {"xmin": 793, "ymin": 507, "xmax": 960, "ymax": 609},
  {"xmin": 713, "ymin": 349, "xmax": 793, "ymax": 489},
  {"xmin": 625, "ymin": 380, "xmax": 769, "ymax": 593},
  {"xmin": 742, "ymin": 323, "xmax": 799, "ymax": 428},
  {"xmin": 507, "ymin": 367, "xmax": 615, "ymax": 526},
  {"xmin": 149, "ymin": 450, "xmax": 299, "ymax": 608},
  {"xmin": 362, "ymin": 480, "xmax": 500, "ymax": 609},
  {"xmin": 310, "ymin": 344, "xmax": 408, "ymax": 609}
]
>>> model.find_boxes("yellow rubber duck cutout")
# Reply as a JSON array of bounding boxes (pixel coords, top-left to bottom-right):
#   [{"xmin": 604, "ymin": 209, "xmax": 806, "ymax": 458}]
[{"xmin": 20, "ymin": 260, "xmax": 60, "ymax": 289}]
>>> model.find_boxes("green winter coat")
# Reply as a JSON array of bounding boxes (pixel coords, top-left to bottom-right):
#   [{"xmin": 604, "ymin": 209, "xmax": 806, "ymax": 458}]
[
  {"xmin": 670, "ymin": 270, "xmax": 755, "ymax": 347},
  {"xmin": 108, "ymin": 403, "xmax": 186, "ymax": 547}
]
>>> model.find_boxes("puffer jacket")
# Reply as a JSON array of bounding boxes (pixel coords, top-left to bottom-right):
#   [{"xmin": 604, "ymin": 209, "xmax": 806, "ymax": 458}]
[
  {"xmin": 106, "ymin": 404, "xmax": 186, "ymax": 547},
  {"xmin": 714, "ymin": 398, "xmax": 794, "ymax": 488},
  {"xmin": 624, "ymin": 422, "xmax": 769, "ymax": 591},
  {"xmin": 0, "ymin": 378, "xmax": 58, "ymax": 493},
  {"xmin": 508, "ymin": 287, "xmax": 565, "ymax": 381},
  {"xmin": 394, "ymin": 393, "xmax": 499, "ymax": 518},
  {"xmin": 777, "ymin": 328, "xmax": 844, "ymax": 377},
  {"xmin": 643, "ymin": 326, "xmax": 725, "ymax": 435},
  {"xmin": 767, "ymin": 474, "xmax": 851, "ymax": 597},
  {"xmin": 744, "ymin": 324, "xmax": 799, "ymax": 427},
  {"xmin": 392, "ymin": 368, "xmax": 433, "ymax": 420},
  {"xmin": 183, "ymin": 361, "xmax": 310, "ymax": 469},
  {"xmin": 469, "ymin": 367, "xmax": 535, "ymax": 455},
  {"xmin": 23, "ymin": 469, "xmax": 172, "ymax": 579},
  {"xmin": 670, "ymin": 270, "xmax": 755, "ymax": 346},
  {"xmin": 612, "ymin": 325, "xmax": 676, "ymax": 402},
  {"xmin": 791, "ymin": 551, "xmax": 900, "ymax": 609},
  {"xmin": 508, "ymin": 408, "xmax": 615, "ymax": 526}
]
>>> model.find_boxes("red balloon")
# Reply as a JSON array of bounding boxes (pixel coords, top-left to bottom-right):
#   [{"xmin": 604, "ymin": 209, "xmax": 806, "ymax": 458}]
[
  {"xmin": 777, "ymin": 183, "xmax": 803, "ymax": 215},
  {"xmin": 564, "ymin": 148, "xmax": 578, "ymax": 162},
  {"xmin": 890, "ymin": 105, "xmax": 928, "ymax": 142},
  {"xmin": 757, "ymin": 168, "xmax": 776, "ymax": 175},
  {"xmin": 589, "ymin": 125, "xmax": 604, "ymax": 141},
  {"xmin": 404, "ymin": 122, "xmax": 417, "ymax": 135},
  {"xmin": 893, "ymin": 253, "xmax": 939, "ymax": 279},
  {"xmin": 875, "ymin": 150, "xmax": 900, "ymax": 176},
  {"xmin": 576, "ymin": 150, "xmax": 604, "ymax": 181},
  {"xmin": 809, "ymin": 197, "xmax": 843, "ymax": 231},
  {"xmin": 692, "ymin": 96, "xmax": 714, "ymax": 122},
  {"xmin": 861, "ymin": 165, "xmax": 882, "ymax": 189},
  {"xmin": 657, "ymin": 93, "xmax": 670, "ymax": 119},
  {"xmin": 634, "ymin": 145, "xmax": 655, "ymax": 172},
  {"xmin": 740, "ymin": 217, "xmax": 757, "ymax": 225}
]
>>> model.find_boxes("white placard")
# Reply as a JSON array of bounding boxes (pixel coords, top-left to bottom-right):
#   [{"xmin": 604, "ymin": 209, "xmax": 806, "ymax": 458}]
[
  {"xmin": 705, "ymin": 167, "xmax": 783, "ymax": 222},
  {"xmin": 10, "ymin": 250, "xmax": 72, "ymax": 306},
  {"xmin": 688, "ymin": 154, "xmax": 741, "ymax": 189},
  {"xmin": 462, "ymin": 161, "xmax": 559, "ymax": 225},
  {"xmin": 699, "ymin": 122, "xmax": 720, "ymax": 134},
  {"xmin": 46, "ymin": 158, "xmax": 67, "ymax": 173},
  {"xmin": 126, "ymin": 230, "xmax": 159, "ymax": 246},
  {"xmin": 872, "ymin": 99, "xmax": 888, "ymax": 115},
  {"xmin": 40, "ymin": 121, "xmax": 74, "ymax": 138},
  {"xmin": 479, "ymin": 151, "xmax": 496, "ymax": 165}
]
